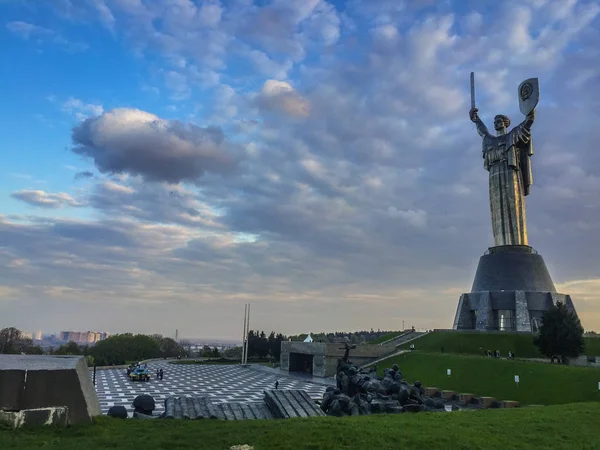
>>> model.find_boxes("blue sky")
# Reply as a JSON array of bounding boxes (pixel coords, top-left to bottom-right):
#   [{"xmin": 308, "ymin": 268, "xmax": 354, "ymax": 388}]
[{"xmin": 1, "ymin": 0, "xmax": 600, "ymax": 338}]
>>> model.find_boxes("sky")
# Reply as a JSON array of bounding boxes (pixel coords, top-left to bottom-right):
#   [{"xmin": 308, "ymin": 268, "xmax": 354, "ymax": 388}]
[{"xmin": 1, "ymin": 0, "xmax": 600, "ymax": 340}]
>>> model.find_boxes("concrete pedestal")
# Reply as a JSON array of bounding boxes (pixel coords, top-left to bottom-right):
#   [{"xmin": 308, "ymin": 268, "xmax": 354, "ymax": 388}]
[
  {"xmin": 0, "ymin": 355, "xmax": 101, "ymax": 424},
  {"xmin": 453, "ymin": 245, "xmax": 578, "ymax": 332}
]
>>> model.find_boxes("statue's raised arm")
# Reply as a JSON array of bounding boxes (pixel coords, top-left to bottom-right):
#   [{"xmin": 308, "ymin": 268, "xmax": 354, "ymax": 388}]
[
  {"xmin": 469, "ymin": 74, "xmax": 492, "ymax": 138},
  {"xmin": 522, "ymin": 108, "xmax": 536, "ymax": 131},
  {"xmin": 469, "ymin": 107, "xmax": 492, "ymax": 138}
]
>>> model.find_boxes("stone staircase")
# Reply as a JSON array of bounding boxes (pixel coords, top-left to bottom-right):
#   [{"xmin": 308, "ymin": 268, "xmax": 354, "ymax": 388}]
[
  {"xmin": 359, "ymin": 331, "xmax": 430, "ymax": 369},
  {"xmin": 378, "ymin": 330, "xmax": 428, "ymax": 347}
]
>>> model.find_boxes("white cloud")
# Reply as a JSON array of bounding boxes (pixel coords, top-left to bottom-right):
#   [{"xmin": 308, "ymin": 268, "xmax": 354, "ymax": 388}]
[
  {"xmin": 163, "ymin": 71, "xmax": 191, "ymax": 100},
  {"xmin": 11, "ymin": 190, "xmax": 86, "ymax": 209},
  {"xmin": 386, "ymin": 207, "xmax": 428, "ymax": 228},
  {"xmin": 246, "ymin": 49, "xmax": 294, "ymax": 80},
  {"xmin": 6, "ymin": 21, "xmax": 54, "ymax": 39},
  {"xmin": 62, "ymin": 97, "xmax": 104, "ymax": 120},
  {"xmin": 372, "ymin": 24, "xmax": 399, "ymax": 41},
  {"xmin": 6, "ymin": 20, "xmax": 88, "ymax": 52},
  {"xmin": 3, "ymin": 0, "xmax": 600, "ymax": 335},
  {"xmin": 90, "ymin": 0, "xmax": 115, "ymax": 33},
  {"xmin": 255, "ymin": 80, "xmax": 310, "ymax": 117}
]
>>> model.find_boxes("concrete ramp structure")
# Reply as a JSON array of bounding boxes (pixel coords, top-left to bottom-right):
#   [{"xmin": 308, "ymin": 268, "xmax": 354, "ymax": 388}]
[
  {"xmin": 163, "ymin": 396, "xmax": 274, "ymax": 420},
  {"xmin": 264, "ymin": 389, "xmax": 326, "ymax": 419},
  {"xmin": 160, "ymin": 390, "xmax": 324, "ymax": 420},
  {"xmin": 0, "ymin": 355, "xmax": 101, "ymax": 424}
]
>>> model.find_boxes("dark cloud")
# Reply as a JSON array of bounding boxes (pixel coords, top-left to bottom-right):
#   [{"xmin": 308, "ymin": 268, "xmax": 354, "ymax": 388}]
[
  {"xmin": 71, "ymin": 108, "xmax": 239, "ymax": 184},
  {"xmin": 86, "ymin": 179, "xmax": 223, "ymax": 228},
  {"xmin": 74, "ymin": 170, "xmax": 94, "ymax": 180}
]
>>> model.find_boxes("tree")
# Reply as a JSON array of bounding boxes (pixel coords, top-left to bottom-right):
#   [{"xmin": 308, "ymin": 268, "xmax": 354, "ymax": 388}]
[
  {"xmin": 24, "ymin": 345, "xmax": 44, "ymax": 355},
  {"xmin": 91, "ymin": 333, "xmax": 162, "ymax": 365},
  {"xmin": 223, "ymin": 346, "xmax": 242, "ymax": 359},
  {"xmin": 55, "ymin": 341, "xmax": 83, "ymax": 355},
  {"xmin": 533, "ymin": 301, "xmax": 584, "ymax": 364},
  {"xmin": 156, "ymin": 337, "xmax": 184, "ymax": 358},
  {"xmin": 0, "ymin": 327, "xmax": 22, "ymax": 354},
  {"xmin": 179, "ymin": 339, "xmax": 194, "ymax": 357},
  {"xmin": 273, "ymin": 333, "xmax": 285, "ymax": 360},
  {"xmin": 0, "ymin": 327, "xmax": 38, "ymax": 354}
]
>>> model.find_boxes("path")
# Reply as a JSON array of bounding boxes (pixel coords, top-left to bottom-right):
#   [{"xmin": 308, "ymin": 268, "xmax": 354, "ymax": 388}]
[
  {"xmin": 94, "ymin": 361, "xmax": 327, "ymax": 416},
  {"xmin": 246, "ymin": 363, "xmax": 336, "ymax": 387}
]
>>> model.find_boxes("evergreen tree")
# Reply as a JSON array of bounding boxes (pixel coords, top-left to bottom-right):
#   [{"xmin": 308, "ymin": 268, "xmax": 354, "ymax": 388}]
[{"xmin": 533, "ymin": 301, "xmax": 584, "ymax": 364}]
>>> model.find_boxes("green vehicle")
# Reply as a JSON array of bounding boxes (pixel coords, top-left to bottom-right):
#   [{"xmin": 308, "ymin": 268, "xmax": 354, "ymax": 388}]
[{"xmin": 129, "ymin": 365, "xmax": 151, "ymax": 382}]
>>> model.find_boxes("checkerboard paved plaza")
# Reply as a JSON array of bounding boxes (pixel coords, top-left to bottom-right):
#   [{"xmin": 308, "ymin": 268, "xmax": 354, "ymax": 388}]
[{"xmin": 94, "ymin": 362, "xmax": 328, "ymax": 415}]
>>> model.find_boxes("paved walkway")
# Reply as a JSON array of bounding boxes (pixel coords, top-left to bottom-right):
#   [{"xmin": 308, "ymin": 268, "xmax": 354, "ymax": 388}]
[
  {"xmin": 246, "ymin": 364, "xmax": 336, "ymax": 387},
  {"xmin": 94, "ymin": 361, "xmax": 327, "ymax": 416}
]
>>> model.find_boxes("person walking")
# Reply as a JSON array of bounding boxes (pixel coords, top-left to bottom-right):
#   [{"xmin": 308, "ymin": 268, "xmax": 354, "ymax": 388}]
[{"xmin": 159, "ymin": 368, "xmax": 164, "ymax": 380}]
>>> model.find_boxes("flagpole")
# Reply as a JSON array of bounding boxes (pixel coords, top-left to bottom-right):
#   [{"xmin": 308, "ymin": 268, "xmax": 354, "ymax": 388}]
[
  {"xmin": 241, "ymin": 304, "xmax": 247, "ymax": 365},
  {"xmin": 244, "ymin": 303, "xmax": 250, "ymax": 365}
]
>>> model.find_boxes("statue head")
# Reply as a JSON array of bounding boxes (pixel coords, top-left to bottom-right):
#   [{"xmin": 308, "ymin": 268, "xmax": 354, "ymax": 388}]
[{"xmin": 494, "ymin": 115, "xmax": 511, "ymax": 133}]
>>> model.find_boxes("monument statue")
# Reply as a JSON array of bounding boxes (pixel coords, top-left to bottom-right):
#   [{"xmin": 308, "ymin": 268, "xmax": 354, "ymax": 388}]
[
  {"xmin": 452, "ymin": 74, "xmax": 578, "ymax": 333},
  {"xmin": 468, "ymin": 73, "xmax": 538, "ymax": 246},
  {"xmin": 336, "ymin": 338, "xmax": 356, "ymax": 374}
]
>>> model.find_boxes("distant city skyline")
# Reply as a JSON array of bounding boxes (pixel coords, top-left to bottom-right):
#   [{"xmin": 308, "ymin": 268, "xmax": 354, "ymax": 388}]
[{"xmin": 15, "ymin": 326, "xmax": 245, "ymax": 344}]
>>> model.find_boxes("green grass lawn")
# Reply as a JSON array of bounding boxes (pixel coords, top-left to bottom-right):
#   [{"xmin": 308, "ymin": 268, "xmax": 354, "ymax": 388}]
[
  {"xmin": 399, "ymin": 331, "xmax": 600, "ymax": 357},
  {"xmin": 2, "ymin": 403, "xmax": 600, "ymax": 450},
  {"xmin": 367, "ymin": 331, "xmax": 404, "ymax": 344},
  {"xmin": 584, "ymin": 337, "xmax": 600, "ymax": 355},
  {"xmin": 378, "ymin": 352, "xmax": 600, "ymax": 405}
]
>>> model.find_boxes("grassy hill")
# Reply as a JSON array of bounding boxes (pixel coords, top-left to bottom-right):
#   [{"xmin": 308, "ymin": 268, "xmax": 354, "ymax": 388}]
[
  {"xmin": 398, "ymin": 331, "xmax": 600, "ymax": 357},
  {"xmin": 376, "ymin": 352, "xmax": 600, "ymax": 406},
  {"xmin": 2, "ymin": 404, "xmax": 600, "ymax": 450}
]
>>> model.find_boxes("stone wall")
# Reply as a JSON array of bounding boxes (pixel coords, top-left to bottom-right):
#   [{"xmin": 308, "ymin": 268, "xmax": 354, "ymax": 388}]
[
  {"xmin": 567, "ymin": 355, "xmax": 600, "ymax": 368},
  {"xmin": 280, "ymin": 342, "xmax": 397, "ymax": 377},
  {"xmin": 0, "ymin": 355, "xmax": 101, "ymax": 424}
]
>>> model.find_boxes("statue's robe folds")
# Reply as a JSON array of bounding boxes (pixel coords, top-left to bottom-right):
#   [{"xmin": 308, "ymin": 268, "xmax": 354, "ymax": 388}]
[{"xmin": 476, "ymin": 117, "xmax": 534, "ymax": 246}]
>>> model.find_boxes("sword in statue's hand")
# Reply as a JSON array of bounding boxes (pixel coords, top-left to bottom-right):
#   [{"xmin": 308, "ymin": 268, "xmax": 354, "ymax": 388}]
[{"xmin": 469, "ymin": 72, "xmax": 479, "ymax": 123}]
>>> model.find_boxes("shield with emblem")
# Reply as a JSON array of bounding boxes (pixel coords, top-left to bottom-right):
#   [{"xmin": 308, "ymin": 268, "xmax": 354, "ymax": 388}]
[{"xmin": 518, "ymin": 78, "xmax": 539, "ymax": 115}]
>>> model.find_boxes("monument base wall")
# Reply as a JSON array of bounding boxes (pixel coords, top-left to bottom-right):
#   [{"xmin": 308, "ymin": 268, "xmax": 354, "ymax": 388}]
[{"xmin": 453, "ymin": 245, "xmax": 578, "ymax": 332}]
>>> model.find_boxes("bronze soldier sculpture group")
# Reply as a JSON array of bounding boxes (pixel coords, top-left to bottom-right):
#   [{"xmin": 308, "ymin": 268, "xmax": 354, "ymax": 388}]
[{"xmin": 320, "ymin": 340, "xmax": 450, "ymax": 416}]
